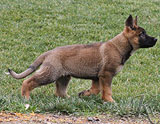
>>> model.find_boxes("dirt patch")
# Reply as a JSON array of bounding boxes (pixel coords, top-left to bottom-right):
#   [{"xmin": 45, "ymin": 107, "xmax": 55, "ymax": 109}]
[{"xmin": 0, "ymin": 112, "xmax": 155, "ymax": 124}]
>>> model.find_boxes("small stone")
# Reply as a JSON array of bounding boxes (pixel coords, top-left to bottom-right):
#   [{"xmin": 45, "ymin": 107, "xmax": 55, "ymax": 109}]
[
  {"xmin": 95, "ymin": 118, "xmax": 100, "ymax": 121},
  {"xmin": 87, "ymin": 117, "xmax": 94, "ymax": 121}
]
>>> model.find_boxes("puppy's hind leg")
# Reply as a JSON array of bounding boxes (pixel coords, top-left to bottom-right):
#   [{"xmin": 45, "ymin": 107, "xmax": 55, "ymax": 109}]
[
  {"xmin": 21, "ymin": 65, "xmax": 57, "ymax": 100},
  {"xmin": 55, "ymin": 76, "xmax": 71, "ymax": 98},
  {"xmin": 21, "ymin": 77, "xmax": 40, "ymax": 100}
]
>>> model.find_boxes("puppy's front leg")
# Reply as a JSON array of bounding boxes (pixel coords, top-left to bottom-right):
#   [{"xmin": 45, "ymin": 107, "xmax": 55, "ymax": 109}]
[{"xmin": 99, "ymin": 72, "xmax": 114, "ymax": 102}]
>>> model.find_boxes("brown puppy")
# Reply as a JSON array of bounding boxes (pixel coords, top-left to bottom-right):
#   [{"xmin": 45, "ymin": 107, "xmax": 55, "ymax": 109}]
[{"xmin": 8, "ymin": 15, "xmax": 157, "ymax": 102}]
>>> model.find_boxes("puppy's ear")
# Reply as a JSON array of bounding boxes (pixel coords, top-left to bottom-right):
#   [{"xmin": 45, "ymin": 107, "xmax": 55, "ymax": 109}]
[
  {"xmin": 134, "ymin": 16, "xmax": 138, "ymax": 26},
  {"xmin": 125, "ymin": 15, "xmax": 133, "ymax": 28}
]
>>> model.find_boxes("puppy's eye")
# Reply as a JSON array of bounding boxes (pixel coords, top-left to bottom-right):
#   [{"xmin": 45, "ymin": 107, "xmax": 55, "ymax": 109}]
[
  {"xmin": 139, "ymin": 32, "xmax": 145, "ymax": 36},
  {"xmin": 139, "ymin": 32, "xmax": 145, "ymax": 39}
]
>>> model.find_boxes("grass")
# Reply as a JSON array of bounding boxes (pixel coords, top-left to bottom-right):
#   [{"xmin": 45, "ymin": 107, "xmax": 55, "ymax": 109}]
[{"xmin": 0, "ymin": 0, "xmax": 160, "ymax": 117}]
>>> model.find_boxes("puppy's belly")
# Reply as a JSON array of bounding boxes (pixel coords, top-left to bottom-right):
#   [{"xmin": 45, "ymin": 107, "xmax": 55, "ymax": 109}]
[
  {"xmin": 72, "ymin": 75, "xmax": 99, "ymax": 80},
  {"xmin": 71, "ymin": 69, "xmax": 99, "ymax": 80},
  {"xmin": 66, "ymin": 66, "xmax": 99, "ymax": 80}
]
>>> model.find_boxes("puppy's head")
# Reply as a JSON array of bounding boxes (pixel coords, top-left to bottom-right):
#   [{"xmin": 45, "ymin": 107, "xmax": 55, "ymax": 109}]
[{"xmin": 123, "ymin": 15, "xmax": 157, "ymax": 49}]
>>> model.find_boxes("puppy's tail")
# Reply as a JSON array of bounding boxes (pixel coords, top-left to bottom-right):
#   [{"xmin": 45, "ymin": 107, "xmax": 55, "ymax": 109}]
[{"xmin": 7, "ymin": 52, "xmax": 48, "ymax": 79}]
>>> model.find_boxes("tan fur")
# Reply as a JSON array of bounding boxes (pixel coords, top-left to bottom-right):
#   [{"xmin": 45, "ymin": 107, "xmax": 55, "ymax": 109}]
[{"xmin": 8, "ymin": 15, "xmax": 157, "ymax": 102}]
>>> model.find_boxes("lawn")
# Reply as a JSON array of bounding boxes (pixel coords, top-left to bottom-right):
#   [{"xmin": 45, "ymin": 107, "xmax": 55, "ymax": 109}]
[{"xmin": 0, "ymin": 0, "xmax": 160, "ymax": 118}]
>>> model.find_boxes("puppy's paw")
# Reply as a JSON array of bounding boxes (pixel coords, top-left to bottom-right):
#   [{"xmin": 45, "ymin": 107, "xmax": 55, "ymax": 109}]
[
  {"xmin": 66, "ymin": 95, "xmax": 70, "ymax": 98},
  {"xmin": 103, "ymin": 98, "xmax": 115, "ymax": 103}
]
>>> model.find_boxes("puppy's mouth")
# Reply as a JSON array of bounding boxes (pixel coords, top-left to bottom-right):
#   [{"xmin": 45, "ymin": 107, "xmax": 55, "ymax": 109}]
[
  {"xmin": 149, "ymin": 38, "xmax": 157, "ymax": 47},
  {"xmin": 139, "ymin": 38, "xmax": 157, "ymax": 48}
]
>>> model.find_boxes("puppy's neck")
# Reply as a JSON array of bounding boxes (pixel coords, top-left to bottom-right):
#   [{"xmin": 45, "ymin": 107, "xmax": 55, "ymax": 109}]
[{"xmin": 110, "ymin": 32, "xmax": 134, "ymax": 64}]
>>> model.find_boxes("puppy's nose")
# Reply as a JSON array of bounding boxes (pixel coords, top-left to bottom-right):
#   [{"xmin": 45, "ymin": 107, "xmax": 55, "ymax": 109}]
[{"xmin": 154, "ymin": 38, "xmax": 157, "ymax": 42}]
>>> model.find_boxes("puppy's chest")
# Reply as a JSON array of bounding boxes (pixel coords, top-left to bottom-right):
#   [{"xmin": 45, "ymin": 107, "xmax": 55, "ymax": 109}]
[{"xmin": 115, "ymin": 65, "xmax": 123, "ymax": 74}]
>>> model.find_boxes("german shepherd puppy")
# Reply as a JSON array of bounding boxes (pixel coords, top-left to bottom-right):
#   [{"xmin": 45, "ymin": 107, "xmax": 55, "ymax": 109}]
[{"xmin": 8, "ymin": 15, "xmax": 157, "ymax": 102}]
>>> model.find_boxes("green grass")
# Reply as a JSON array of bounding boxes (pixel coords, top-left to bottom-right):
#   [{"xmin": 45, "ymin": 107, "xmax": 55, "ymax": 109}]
[{"xmin": 0, "ymin": 0, "xmax": 160, "ymax": 117}]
